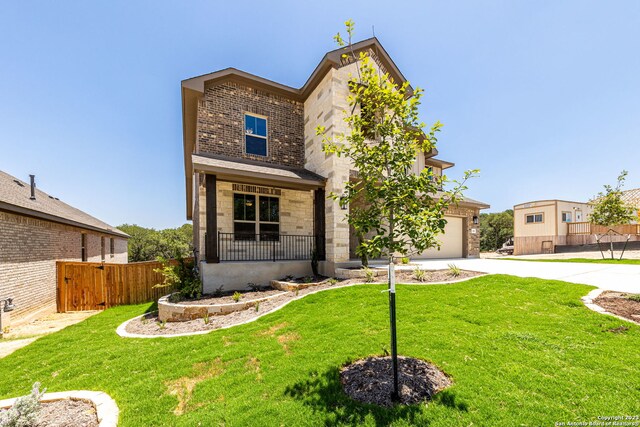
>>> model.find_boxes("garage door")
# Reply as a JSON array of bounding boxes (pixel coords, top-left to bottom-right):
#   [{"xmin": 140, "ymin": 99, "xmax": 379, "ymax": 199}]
[{"xmin": 414, "ymin": 216, "xmax": 464, "ymax": 259}]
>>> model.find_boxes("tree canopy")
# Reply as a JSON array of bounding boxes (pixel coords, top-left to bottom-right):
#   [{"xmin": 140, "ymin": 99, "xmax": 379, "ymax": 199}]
[
  {"xmin": 589, "ymin": 171, "xmax": 635, "ymax": 227},
  {"xmin": 117, "ymin": 223, "xmax": 193, "ymax": 262},
  {"xmin": 480, "ymin": 210, "xmax": 514, "ymax": 252}
]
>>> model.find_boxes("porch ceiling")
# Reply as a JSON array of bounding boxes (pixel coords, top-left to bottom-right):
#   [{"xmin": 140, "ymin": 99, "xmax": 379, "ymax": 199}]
[{"xmin": 192, "ymin": 154, "xmax": 326, "ymax": 191}]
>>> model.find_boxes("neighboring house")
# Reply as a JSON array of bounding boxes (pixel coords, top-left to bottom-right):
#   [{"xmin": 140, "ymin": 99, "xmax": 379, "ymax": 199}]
[
  {"xmin": 181, "ymin": 38, "xmax": 489, "ymax": 291},
  {"xmin": 0, "ymin": 171, "xmax": 128, "ymax": 325},
  {"xmin": 514, "ymin": 191, "xmax": 640, "ymax": 255}
]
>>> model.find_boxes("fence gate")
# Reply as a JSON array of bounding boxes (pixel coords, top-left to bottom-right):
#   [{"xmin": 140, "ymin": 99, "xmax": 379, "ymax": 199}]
[{"xmin": 56, "ymin": 260, "xmax": 178, "ymax": 312}]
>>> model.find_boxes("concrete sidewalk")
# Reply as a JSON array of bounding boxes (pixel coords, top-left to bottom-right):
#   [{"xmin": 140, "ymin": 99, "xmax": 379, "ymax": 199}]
[{"xmin": 398, "ymin": 258, "xmax": 640, "ymax": 293}]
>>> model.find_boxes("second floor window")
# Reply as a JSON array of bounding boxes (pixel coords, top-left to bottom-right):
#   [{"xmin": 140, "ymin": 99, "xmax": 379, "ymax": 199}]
[{"xmin": 245, "ymin": 114, "xmax": 267, "ymax": 156}]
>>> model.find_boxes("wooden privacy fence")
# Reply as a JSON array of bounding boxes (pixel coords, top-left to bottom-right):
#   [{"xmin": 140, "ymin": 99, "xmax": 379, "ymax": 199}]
[
  {"xmin": 568, "ymin": 222, "xmax": 640, "ymax": 235},
  {"xmin": 56, "ymin": 259, "xmax": 189, "ymax": 312}
]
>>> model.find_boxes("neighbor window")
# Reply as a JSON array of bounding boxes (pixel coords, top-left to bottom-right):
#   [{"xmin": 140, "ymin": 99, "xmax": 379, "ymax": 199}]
[
  {"xmin": 562, "ymin": 212, "xmax": 572, "ymax": 223},
  {"xmin": 81, "ymin": 233, "xmax": 87, "ymax": 262},
  {"xmin": 244, "ymin": 114, "xmax": 267, "ymax": 156},
  {"xmin": 525, "ymin": 213, "xmax": 544, "ymax": 224},
  {"xmin": 110, "ymin": 238, "xmax": 115, "ymax": 258},
  {"xmin": 101, "ymin": 236, "xmax": 105, "ymax": 261},
  {"xmin": 233, "ymin": 193, "xmax": 279, "ymax": 240}
]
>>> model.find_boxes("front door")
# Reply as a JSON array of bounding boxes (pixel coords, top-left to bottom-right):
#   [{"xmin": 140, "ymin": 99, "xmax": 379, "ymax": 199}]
[{"xmin": 575, "ymin": 210, "xmax": 583, "ymax": 222}]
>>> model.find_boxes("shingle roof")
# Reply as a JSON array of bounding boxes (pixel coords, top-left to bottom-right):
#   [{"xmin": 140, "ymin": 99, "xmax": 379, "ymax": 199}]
[
  {"xmin": 0, "ymin": 170, "xmax": 128, "ymax": 238},
  {"xmin": 621, "ymin": 188, "xmax": 640, "ymax": 209}
]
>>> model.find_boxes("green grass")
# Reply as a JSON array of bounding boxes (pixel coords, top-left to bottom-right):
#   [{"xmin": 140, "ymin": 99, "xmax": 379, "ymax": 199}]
[
  {"xmin": 1, "ymin": 275, "xmax": 639, "ymax": 426},
  {"xmin": 501, "ymin": 257, "xmax": 640, "ymax": 265}
]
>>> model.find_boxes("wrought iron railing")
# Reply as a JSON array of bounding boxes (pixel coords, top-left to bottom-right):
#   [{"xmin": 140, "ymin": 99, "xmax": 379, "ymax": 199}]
[{"xmin": 217, "ymin": 232, "xmax": 323, "ymax": 262}]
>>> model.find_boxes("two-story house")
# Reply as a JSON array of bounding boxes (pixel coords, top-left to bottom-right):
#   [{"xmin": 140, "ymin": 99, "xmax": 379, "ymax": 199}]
[{"xmin": 181, "ymin": 38, "xmax": 489, "ymax": 291}]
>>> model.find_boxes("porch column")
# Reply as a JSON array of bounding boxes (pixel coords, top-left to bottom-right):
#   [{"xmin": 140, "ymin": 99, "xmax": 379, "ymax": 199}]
[
  {"xmin": 314, "ymin": 188, "xmax": 326, "ymax": 260},
  {"xmin": 205, "ymin": 174, "xmax": 219, "ymax": 263}
]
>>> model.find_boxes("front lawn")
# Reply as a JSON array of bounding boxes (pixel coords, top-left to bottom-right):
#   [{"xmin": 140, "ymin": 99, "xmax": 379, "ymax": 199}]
[
  {"xmin": 1, "ymin": 275, "xmax": 639, "ymax": 426},
  {"xmin": 501, "ymin": 257, "xmax": 640, "ymax": 265}
]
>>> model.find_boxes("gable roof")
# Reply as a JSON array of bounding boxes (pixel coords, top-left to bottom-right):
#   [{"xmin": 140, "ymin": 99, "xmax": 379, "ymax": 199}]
[
  {"xmin": 621, "ymin": 188, "xmax": 640, "ymax": 209},
  {"xmin": 181, "ymin": 38, "xmax": 410, "ymax": 219},
  {"xmin": 0, "ymin": 171, "xmax": 128, "ymax": 238}
]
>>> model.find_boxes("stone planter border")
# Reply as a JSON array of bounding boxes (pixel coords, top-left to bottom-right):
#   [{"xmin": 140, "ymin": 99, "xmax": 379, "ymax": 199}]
[
  {"xmin": 0, "ymin": 390, "xmax": 118, "ymax": 427},
  {"xmin": 117, "ymin": 274, "xmax": 486, "ymax": 339},
  {"xmin": 270, "ymin": 279, "xmax": 327, "ymax": 292},
  {"xmin": 158, "ymin": 291, "xmax": 287, "ymax": 322},
  {"xmin": 334, "ymin": 267, "xmax": 386, "ymax": 280}
]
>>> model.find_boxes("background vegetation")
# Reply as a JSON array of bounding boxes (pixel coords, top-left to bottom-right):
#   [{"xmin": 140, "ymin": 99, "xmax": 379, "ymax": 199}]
[
  {"xmin": 479, "ymin": 210, "xmax": 513, "ymax": 252},
  {"xmin": 116, "ymin": 224, "xmax": 193, "ymax": 262}
]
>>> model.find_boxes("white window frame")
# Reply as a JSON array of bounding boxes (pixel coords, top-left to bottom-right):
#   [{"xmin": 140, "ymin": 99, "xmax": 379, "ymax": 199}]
[
  {"xmin": 244, "ymin": 113, "xmax": 268, "ymax": 157},
  {"xmin": 561, "ymin": 212, "xmax": 572, "ymax": 223}
]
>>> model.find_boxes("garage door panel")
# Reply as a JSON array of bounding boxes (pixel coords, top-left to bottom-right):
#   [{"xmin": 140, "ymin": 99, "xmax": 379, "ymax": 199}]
[{"xmin": 414, "ymin": 216, "xmax": 463, "ymax": 259}]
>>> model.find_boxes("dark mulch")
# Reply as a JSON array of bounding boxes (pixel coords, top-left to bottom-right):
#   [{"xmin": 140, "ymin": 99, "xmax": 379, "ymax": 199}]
[
  {"xmin": 36, "ymin": 399, "xmax": 98, "ymax": 427},
  {"xmin": 594, "ymin": 291, "xmax": 640, "ymax": 324},
  {"xmin": 340, "ymin": 356, "xmax": 452, "ymax": 407},
  {"xmin": 279, "ymin": 275, "xmax": 328, "ymax": 284}
]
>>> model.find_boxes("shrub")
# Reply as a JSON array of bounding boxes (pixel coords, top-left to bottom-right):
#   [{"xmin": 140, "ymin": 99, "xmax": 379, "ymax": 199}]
[
  {"xmin": 232, "ymin": 292, "xmax": 242, "ymax": 303},
  {"xmin": 400, "ymin": 257, "xmax": 410, "ymax": 265},
  {"xmin": 627, "ymin": 294, "xmax": 640, "ymax": 302},
  {"xmin": 413, "ymin": 268, "xmax": 427, "ymax": 282},
  {"xmin": 154, "ymin": 256, "xmax": 201, "ymax": 301},
  {"xmin": 328, "ymin": 278, "xmax": 338, "ymax": 286},
  {"xmin": 364, "ymin": 268, "xmax": 375, "ymax": 283},
  {"xmin": 448, "ymin": 263, "xmax": 461, "ymax": 278},
  {"xmin": 0, "ymin": 382, "xmax": 45, "ymax": 427}
]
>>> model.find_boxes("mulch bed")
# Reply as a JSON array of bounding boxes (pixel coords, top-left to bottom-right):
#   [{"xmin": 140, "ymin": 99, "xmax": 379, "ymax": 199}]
[
  {"xmin": 340, "ymin": 356, "xmax": 452, "ymax": 407},
  {"xmin": 179, "ymin": 288, "xmax": 283, "ymax": 305},
  {"xmin": 36, "ymin": 399, "xmax": 98, "ymax": 427},
  {"xmin": 124, "ymin": 269, "xmax": 482, "ymax": 336},
  {"xmin": 594, "ymin": 291, "xmax": 640, "ymax": 324}
]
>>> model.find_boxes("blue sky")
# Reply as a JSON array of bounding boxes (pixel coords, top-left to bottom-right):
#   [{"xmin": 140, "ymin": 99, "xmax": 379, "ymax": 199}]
[{"xmin": 1, "ymin": 1, "xmax": 639, "ymax": 229}]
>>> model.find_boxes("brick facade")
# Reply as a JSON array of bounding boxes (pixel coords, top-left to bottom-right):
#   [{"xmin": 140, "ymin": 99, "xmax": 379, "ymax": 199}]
[
  {"xmin": 0, "ymin": 211, "xmax": 127, "ymax": 323},
  {"xmin": 197, "ymin": 81, "xmax": 305, "ymax": 168}
]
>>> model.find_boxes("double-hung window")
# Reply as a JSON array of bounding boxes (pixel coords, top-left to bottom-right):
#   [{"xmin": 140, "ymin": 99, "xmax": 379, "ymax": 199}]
[
  {"xmin": 233, "ymin": 193, "xmax": 279, "ymax": 241},
  {"xmin": 244, "ymin": 114, "xmax": 267, "ymax": 156}
]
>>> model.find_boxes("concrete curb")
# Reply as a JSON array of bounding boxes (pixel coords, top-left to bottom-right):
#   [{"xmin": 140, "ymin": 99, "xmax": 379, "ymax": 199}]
[
  {"xmin": 581, "ymin": 289, "xmax": 640, "ymax": 325},
  {"xmin": 116, "ymin": 275, "xmax": 484, "ymax": 339},
  {"xmin": 0, "ymin": 390, "xmax": 119, "ymax": 426}
]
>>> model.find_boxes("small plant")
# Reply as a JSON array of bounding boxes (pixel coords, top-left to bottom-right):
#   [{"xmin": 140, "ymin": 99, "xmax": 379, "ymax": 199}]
[
  {"xmin": 0, "ymin": 382, "xmax": 46, "ymax": 427},
  {"xmin": 303, "ymin": 276, "xmax": 313, "ymax": 284},
  {"xmin": 203, "ymin": 313, "xmax": 210, "ymax": 325},
  {"xmin": 213, "ymin": 285, "xmax": 224, "ymax": 298},
  {"xmin": 414, "ymin": 267, "xmax": 427, "ymax": 282},
  {"xmin": 328, "ymin": 278, "xmax": 338, "ymax": 286},
  {"xmin": 157, "ymin": 320, "xmax": 167, "ymax": 330},
  {"xmin": 400, "ymin": 257, "xmax": 410, "ymax": 265},
  {"xmin": 364, "ymin": 268, "xmax": 375, "ymax": 283},
  {"xmin": 282, "ymin": 275, "xmax": 294, "ymax": 282},
  {"xmin": 255, "ymin": 302, "xmax": 260, "ymax": 312},
  {"xmin": 627, "ymin": 294, "xmax": 640, "ymax": 302},
  {"xmin": 448, "ymin": 263, "xmax": 461, "ymax": 278},
  {"xmin": 232, "ymin": 292, "xmax": 242, "ymax": 302},
  {"xmin": 295, "ymin": 289, "xmax": 299, "ymax": 297}
]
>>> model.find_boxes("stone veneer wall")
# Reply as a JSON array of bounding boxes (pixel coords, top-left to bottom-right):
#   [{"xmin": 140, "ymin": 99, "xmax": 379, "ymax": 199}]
[
  {"xmin": 196, "ymin": 81, "xmax": 305, "ymax": 168},
  {"xmin": 0, "ymin": 211, "xmax": 127, "ymax": 322}
]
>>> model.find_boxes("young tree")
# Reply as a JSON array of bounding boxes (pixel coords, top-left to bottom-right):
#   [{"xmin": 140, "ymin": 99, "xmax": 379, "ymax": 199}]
[
  {"xmin": 589, "ymin": 171, "xmax": 634, "ymax": 227},
  {"xmin": 589, "ymin": 171, "xmax": 635, "ymax": 259},
  {"xmin": 318, "ymin": 20, "xmax": 477, "ymax": 400}
]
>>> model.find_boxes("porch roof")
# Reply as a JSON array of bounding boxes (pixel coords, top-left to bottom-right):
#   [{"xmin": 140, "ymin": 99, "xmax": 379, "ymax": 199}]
[{"xmin": 192, "ymin": 154, "xmax": 326, "ymax": 191}]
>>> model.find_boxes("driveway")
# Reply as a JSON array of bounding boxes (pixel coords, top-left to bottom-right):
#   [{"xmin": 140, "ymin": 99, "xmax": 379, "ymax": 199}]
[{"xmin": 405, "ymin": 258, "xmax": 640, "ymax": 293}]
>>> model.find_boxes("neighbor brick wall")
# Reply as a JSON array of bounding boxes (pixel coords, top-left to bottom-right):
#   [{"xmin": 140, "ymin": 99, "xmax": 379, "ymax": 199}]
[
  {"xmin": 0, "ymin": 211, "xmax": 127, "ymax": 323},
  {"xmin": 197, "ymin": 81, "xmax": 305, "ymax": 168}
]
